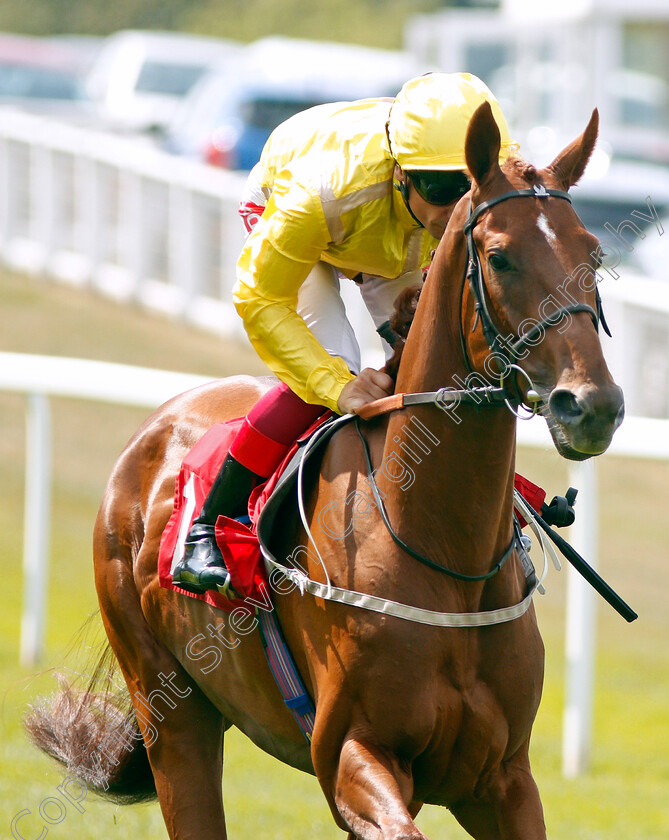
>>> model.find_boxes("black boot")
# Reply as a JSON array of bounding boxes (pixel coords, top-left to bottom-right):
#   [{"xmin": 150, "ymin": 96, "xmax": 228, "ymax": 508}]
[{"xmin": 171, "ymin": 453, "xmax": 258, "ymax": 596}]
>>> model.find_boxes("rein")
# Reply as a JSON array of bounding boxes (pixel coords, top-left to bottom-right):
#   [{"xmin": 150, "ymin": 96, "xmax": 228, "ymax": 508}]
[
  {"xmin": 356, "ymin": 384, "xmax": 507, "ymax": 420},
  {"xmin": 354, "ymin": 416, "xmax": 520, "ymax": 582},
  {"xmin": 343, "ymin": 187, "xmax": 605, "ymax": 598},
  {"xmin": 353, "ymin": 188, "xmax": 594, "ymax": 587},
  {"xmin": 264, "ymin": 410, "xmax": 557, "ymax": 627}
]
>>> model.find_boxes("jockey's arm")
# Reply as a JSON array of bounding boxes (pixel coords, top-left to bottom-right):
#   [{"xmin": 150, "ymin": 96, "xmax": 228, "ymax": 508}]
[
  {"xmin": 337, "ymin": 368, "xmax": 394, "ymax": 414},
  {"xmin": 234, "ymin": 185, "xmax": 361, "ymax": 413}
]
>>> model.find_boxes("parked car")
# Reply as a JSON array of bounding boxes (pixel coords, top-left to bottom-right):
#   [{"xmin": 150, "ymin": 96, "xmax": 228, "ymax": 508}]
[
  {"xmin": 165, "ymin": 36, "xmax": 419, "ymax": 170},
  {"xmin": 46, "ymin": 35, "xmax": 104, "ymax": 72},
  {"xmin": 0, "ymin": 34, "xmax": 97, "ymax": 122},
  {"xmin": 85, "ymin": 30, "xmax": 242, "ymax": 134}
]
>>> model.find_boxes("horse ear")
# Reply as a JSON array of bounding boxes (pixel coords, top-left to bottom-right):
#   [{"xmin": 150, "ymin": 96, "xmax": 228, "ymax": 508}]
[
  {"xmin": 465, "ymin": 101, "xmax": 502, "ymax": 186},
  {"xmin": 546, "ymin": 108, "xmax": 599, "ymax": 189}
]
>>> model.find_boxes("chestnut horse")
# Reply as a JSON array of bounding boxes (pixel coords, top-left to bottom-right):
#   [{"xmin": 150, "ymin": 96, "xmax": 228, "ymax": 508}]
[{"xmin": 27, "ymin": 103, "xmax": 623, "ymax": 839}]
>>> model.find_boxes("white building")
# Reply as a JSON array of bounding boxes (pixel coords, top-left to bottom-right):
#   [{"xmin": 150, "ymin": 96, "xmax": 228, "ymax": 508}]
[
  {"xmin": 407, "ymin": 0, "xmax": 669, "ymax": 418},
  {"xmin": 408, "ymin": 0, "xmax": 669, "ymax": 163}
]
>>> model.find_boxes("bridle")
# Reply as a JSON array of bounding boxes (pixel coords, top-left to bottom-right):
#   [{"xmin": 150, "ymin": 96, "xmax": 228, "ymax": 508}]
[
  {"xmin": 352, "ymin": 183, "xmax": 611, "ymax": 585},
  {"xmin": 360, "ymin": 182, "xmax": 611, "ymax": 422},
  {"xmin": 279, "ymin": 182, "xmax": 634, "ymax": 621},
  {"xmin": 460, "ymin": 183, "xmax": 610, "ymax": 414}
]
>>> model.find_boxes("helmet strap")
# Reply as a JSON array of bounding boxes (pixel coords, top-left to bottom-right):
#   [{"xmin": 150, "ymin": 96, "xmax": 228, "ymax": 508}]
[{"xmin": 394, "ymin": 171, "xmax": 424, "ymax": 229}]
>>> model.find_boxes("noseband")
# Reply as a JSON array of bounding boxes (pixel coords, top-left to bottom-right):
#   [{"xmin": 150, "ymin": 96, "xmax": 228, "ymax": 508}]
[{"xmin": 461, "ymin": 183, "xmax": 610, "ymax": 413}]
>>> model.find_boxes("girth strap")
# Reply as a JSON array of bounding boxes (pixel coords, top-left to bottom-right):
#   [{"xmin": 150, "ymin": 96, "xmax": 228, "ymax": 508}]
[{"xmin": 256, "ymin": 608, "xmax": 316, "ymax": 742}]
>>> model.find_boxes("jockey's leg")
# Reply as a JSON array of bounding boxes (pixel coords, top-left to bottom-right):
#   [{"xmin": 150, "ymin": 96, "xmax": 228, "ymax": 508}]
[
  {"xmin": 171, "ymin": 382, "xmax": 324, "ymax": 594},
  {"xmin": 230, "ymin": 381, "xmax": 326, "ymax": 478},
  {"xmin": 173, "ymin": 262, "xmax": 359, "ymax": 595}
]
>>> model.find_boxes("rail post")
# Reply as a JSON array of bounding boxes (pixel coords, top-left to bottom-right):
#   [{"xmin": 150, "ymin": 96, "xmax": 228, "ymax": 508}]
[
  {"xmin": 562, "ymin": 457, "xmax": 598, "ymax": 777},
  {"xmin": 20, "ymin": 393, "xmax": 52, "ymax": 668}
]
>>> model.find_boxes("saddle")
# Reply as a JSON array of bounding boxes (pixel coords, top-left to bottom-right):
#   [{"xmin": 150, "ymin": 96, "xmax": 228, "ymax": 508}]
[{"xmin": 158, "ymin": 412, "xmax": 343, "ymax": 613}]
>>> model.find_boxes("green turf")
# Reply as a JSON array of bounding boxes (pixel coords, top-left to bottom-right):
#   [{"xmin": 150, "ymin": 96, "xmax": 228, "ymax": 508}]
[{"xmin": 1, "ymin": 269, "xmax": 668, "ymax": 838}]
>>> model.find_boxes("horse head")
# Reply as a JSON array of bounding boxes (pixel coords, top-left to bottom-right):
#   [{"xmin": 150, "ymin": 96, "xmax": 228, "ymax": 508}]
[{"xmin": 455, "ymin": 101, "xmax": 624, "ymax": 459}]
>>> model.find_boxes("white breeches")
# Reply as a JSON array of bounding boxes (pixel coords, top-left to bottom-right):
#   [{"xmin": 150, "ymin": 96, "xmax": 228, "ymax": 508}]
[{"xmin": 297, "ymin": 264, "xmax": 421, "ymax": 373}]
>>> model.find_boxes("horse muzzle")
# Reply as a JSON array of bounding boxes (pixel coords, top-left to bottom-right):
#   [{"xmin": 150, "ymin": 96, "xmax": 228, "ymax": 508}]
[{"xmin": 545, "ymin": 382, "xmax": 625, "ymax": 458}]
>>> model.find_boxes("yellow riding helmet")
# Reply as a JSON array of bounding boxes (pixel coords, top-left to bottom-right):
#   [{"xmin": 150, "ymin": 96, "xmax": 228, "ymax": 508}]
[{"xmin": 385, "ymin": 72, "xmax": 518, "ymax": 171}]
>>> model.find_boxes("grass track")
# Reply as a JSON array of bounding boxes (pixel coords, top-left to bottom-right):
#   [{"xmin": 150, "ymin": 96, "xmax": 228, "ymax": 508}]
[{"xmin": 1, "ymin": 269, "xmax": 668, "ymax": 838}]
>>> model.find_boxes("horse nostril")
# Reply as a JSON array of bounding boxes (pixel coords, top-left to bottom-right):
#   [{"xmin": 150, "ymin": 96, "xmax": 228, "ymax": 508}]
[{"xmin": 548, "ymin": 388, "xmax": 585, "ymax": 426}]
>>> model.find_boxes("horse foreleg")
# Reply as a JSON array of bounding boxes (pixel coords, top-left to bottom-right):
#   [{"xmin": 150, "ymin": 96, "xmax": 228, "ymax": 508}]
[
  {"xmin": 345, "ymin": 801, "xmax": 423, "ymax": 840},
  {"xmin": 330, "ymin": 737, "xmax": 428, "ymax": 840},
  {"xmin": 450, "ymin": 744, "xmax": 546, "ymax": 840}
]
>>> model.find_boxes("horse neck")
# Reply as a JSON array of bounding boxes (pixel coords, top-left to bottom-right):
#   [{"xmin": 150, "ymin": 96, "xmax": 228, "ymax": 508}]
[{"xmin": 382, "ymin": 222, "xmax": 518, "ymax": 573}]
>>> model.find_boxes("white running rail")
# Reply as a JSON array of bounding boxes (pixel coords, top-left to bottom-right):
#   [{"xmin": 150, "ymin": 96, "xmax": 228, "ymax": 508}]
[
  {"xmin": 0, "ymin": 108, "xmax": 248, "ymax": 338},
  {"xmin": 0, "ymin": 108, "xmax": 380, "ymax": 356}
]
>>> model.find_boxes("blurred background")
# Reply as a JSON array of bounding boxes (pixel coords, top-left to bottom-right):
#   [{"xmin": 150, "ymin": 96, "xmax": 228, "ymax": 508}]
[{"xmin": 1, "ymin": 1, "xmax": 667, "ymax": 839}]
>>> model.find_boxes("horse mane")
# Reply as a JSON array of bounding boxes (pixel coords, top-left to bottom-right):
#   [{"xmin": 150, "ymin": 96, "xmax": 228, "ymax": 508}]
[
  {"xmin": 505, "ymin": 156, "xmax": 540, "ymax": 185},
  {"xmin": 383, "ymin": 283, "xmax": 422, "ymax": 382}
]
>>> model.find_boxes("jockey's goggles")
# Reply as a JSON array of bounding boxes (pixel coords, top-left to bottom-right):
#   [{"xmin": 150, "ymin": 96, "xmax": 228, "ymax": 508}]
[{"xmin": 407, "ymin": 170, "xmax": 471, "ymax": 205}]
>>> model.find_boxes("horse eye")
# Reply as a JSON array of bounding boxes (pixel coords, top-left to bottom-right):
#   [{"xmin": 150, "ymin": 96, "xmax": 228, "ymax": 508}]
[{"xmin": 488, "ymin": 252, "xmax": 509, "ymax": 272}]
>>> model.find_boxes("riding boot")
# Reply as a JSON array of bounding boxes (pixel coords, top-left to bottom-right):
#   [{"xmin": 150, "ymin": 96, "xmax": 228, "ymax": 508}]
[
  {"xmin": 173, "ymin": 382, "xmax": 324, "ymax": 596},
  {"xmin": 171, "ymin": 453, "xmax": 258, "ymax": 597}
]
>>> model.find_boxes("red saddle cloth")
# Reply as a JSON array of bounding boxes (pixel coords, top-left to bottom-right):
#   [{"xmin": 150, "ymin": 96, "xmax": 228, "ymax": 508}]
[{"xmin": 158, "ymin": 414, "xmax": 330, "ymax": 613}]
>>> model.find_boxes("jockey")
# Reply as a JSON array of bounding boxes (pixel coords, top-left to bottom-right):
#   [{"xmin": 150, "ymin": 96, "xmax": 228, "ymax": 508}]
[{"xmin": 172, "ymin": 72, "xmax": 546, "ymax": 596}]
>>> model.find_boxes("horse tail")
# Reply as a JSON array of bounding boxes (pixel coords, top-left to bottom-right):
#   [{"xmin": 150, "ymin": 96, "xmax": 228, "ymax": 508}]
[{"xmin": 24, "ymin": 629, "xmax": 157, "ymax": 805}]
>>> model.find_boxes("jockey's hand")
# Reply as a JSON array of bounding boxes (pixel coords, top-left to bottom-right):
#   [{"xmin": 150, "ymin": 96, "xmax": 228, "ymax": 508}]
[{"xmin": 337, "ymin": 368, "xmax": 394, "ymax": 415}]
